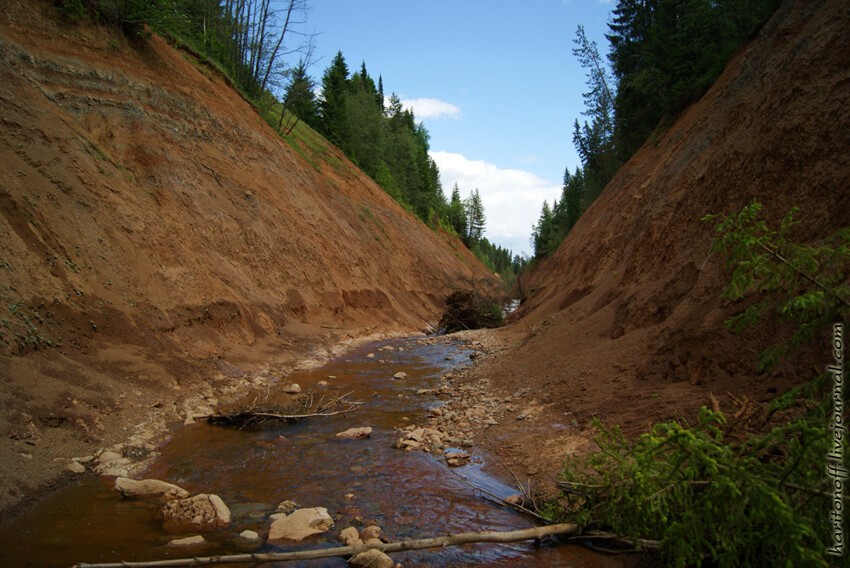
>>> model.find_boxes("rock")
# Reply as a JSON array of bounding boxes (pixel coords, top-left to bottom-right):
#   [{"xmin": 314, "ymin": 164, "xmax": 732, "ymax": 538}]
[
  {"xmin": 392, "ymin": 372, "xmax": 407, "ymax": 380},
  {"xmin": 115, "ymin": 477, "xmax": 189, "ymax": 502},
  {"xmin": 505, "ymin": 494, "xmax": 525, "ymax": 506},
  {"xmin": 233, "ymin": 530, "xmax": 263, "ymax": 550},
  {"xmin": 444, "ymin": 449, "xmax": 470, "ymax": 467},
  {"xmin": 268, "ymin": 507, "xmax": 333, "ymax": 542},
  {"xmin": 98, "ymin": 451, "xmax": 123, "ymax": 463},
  {"xmin": 335, "ymin": 427, "xmax": 372, "ymax": 439},
  {"xmin": 340, "ymin": 526, "xmax": 362, "ymax": 546},
  {"xmin": 317, "ymin": 380, "xmax": 329, "ymax": 388},
  {"xmin": 161, "ymin": 494, "xmax": 231, "ymax": 529},
  {"xmin": 406, "ymin": 428, "xmax": 425, "ymax": 442},
  {"xmin": 284, "ymin": 383, "xmax": 302, "ymax": 394},
  {"xmin": 364, "ymin": 538, "xmax": 383, "ymax": 546},
  {"xmin": 276, "ymin": 500, "xmax": 298, "ymax": 514},
  {"xmin": 238, "ymin": 529, "xmax": 261, "ymax": 540},
  {"xmin": 429, "ymin": 407, "xmax": 444, "ymax": 417},
  {"xmin": 360, "ymin": 525, "xmax": 382, "ymax": 541},
  {"xmin": 366, "ymin": 353, "xmax": 375, "ymax": 359},
  {"xmin": 67, "ymin": 461, "xmax": 86, "ymax": 474},
  {"xmin": 349, "ymin": 549, "xmax": 394, "ymax": 568},
  {"xmin": 166, "ymin": 535, "xmax": 207, "ymax": 548}
]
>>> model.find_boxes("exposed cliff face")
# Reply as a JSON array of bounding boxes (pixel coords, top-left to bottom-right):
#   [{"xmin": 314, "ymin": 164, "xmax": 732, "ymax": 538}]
[
  {"xmin": 0, "ymin": 1, "xmax": 491, "ymax": 511},
  {"xmin": 473, "ymin": 0, "xmax": 849, "ymax": 474}
]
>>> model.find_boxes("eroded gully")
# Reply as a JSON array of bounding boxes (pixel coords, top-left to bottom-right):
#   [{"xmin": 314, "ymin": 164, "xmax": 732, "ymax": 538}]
[{"xmin": 0, "ymin": 336, "xmax": 613, "ymax": 567}]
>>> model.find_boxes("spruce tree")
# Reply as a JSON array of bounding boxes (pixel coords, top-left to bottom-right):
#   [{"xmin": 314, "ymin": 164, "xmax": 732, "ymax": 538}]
[{"xmin": 319, "ymin": 51, "xmax": 350, "ymax": 149}]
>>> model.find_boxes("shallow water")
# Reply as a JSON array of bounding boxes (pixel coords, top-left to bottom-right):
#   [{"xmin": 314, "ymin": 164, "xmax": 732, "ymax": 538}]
[{"xmin": 0, "ymin": 337, "xmax": 612, "ymax": 567}]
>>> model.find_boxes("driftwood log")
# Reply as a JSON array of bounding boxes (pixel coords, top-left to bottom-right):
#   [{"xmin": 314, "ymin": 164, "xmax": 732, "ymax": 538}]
[{"xmin": 72, "ymin": 523, "xmax": 579, "ymax": 567}]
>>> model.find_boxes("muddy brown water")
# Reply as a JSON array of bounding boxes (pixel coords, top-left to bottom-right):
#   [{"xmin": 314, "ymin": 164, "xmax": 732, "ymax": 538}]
[{"xmin": 0, "ymin": 338, "xmax": 614, "ymax": 567}]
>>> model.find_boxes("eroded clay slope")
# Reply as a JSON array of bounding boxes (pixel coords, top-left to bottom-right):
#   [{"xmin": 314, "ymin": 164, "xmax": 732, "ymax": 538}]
[
  {"xmin": 490, "ymin": 0, "xmax": 850, "ymax": 443},
  {"xmin": 0, "ymin": 1, "xmax": 490, "ymax": 510}
]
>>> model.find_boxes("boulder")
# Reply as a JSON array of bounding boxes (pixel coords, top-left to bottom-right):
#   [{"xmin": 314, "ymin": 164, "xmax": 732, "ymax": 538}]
[
  {"xmin": 166, "ymin": 535, "xmax": 207, "ymax": 548},
  {"xmin": 406, "ymin": 428, "xmax": 425, "ymax": 442},
  {"xmin": 115, "ymin": 478, "xmax": 189, "ymax": 502},
  {"xmin": 339, "ymin": 526, "xmax": 362, "ymax": 546},
  {"xmin": 349, "ymin": 549, "xmax": 394, "ymax": 568},
  {"xmin": 359, "ymin": 524, "xmax": 382, "ymax": 541},
  {"xmin": 392, "ymin": 372, "xmax": 407, "ymax": 380},
  {"xmin": 268, "ymin": 507, "xmax": 333, "ymax": 542},
  {"xmin": 233, "ymin": 530, "xmax": 264, "ymax": 551},
  {"xmin": 161, "ymin": 493, "xmax": 231, "ymax": 529},
  {"xmin": 67, "ymin": 461, "xmax": 86, "ymax": 474},
  {"xmin": 284, "ymin": 383, "xmax": 302, "ymax": 394},
  {"xmin": 335, "ymin": 427, "xmax": 372, "ymax": 439}
]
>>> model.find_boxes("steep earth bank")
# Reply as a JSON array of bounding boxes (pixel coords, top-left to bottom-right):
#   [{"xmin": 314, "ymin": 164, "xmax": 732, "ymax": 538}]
[
  {"xmin": 0, "ymin": 1, "xmax": 493, "ymax": 514},
  {"xmin": 456, "ymin": 0, "xmax": 850, "ymax": 488}
]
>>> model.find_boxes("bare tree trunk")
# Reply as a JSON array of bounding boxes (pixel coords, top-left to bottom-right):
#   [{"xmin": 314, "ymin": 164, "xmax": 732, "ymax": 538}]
[
  {"xmin": 73, "ymin": 523, "xmax": 579, "ymax": 568},
  {"xmin": 258, "ymin": 0, "xmax": 298, "ymax": 95}
]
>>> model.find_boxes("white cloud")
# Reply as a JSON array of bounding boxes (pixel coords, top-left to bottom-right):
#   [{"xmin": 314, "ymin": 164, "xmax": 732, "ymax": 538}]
[
  {"xmin": 431, "ymin": 151, "xmax": 562, "ymax": 256},
  {"xmin": 400, "ymin": 97, "xmax": 461, "ymax": 120}
]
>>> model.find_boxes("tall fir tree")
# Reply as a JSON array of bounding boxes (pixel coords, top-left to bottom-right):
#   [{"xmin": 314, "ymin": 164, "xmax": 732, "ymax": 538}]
[{"xmin": 318, "ymin": 51, "xmax": 350, "ymax": 150}]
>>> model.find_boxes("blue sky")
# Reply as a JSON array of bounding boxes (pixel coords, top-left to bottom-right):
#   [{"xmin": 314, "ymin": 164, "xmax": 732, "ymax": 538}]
[{"xmin": 303, "ymin": 1, "xmax": 615, "ymax": 256}]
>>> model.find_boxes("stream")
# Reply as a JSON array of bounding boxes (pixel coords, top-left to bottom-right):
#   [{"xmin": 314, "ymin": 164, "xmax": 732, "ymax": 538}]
[{"xmin": 0, "ymin": 337, "xmax": 612, "ymax": 567}]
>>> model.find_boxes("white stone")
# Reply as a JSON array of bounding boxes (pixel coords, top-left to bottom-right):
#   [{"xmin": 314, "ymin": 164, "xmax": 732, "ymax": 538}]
[
  {"xmin": 392, "ymin": 372, "xmax": 407, "ymax": 380},
  {"xmin": 268, "ymin": 507, "xmax": 333, "ymax": 542},
  {"xmin": 284, "ymin": 383, "xmax": 302, "ymax": 394},
  {"xmin": 167, "ymin": 535, "xmax": 206, "ymax": 547},
  {"xmin": 67, "ymin": 461, "xmax": 86, "ymax": 474},
  {"xmin": 168, "ymin": 535, "xmax": 207, "ymax": 546}
]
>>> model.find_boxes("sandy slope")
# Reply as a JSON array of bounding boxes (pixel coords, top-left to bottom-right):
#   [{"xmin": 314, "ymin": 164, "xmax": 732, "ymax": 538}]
[{"xmin": 0, "ymin": 1, "xmax": 493, "ymax": 514}]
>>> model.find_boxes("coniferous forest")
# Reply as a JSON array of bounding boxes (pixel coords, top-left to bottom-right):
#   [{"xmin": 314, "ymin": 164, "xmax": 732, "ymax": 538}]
[{"xmin": 531, "ymin": 0, "xmax": 780, "ymax": 259}]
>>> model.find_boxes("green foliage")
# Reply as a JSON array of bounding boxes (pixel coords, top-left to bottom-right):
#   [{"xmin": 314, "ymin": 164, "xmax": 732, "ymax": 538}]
[
  {"xmin": 553, "ymin": 202, "xmax": 850, "ymax": 565},
  {"xmin": 535, "ymin": 1, "xmax": 781, "ymax": 261},
  {"xmin": 560, "ymin": 409, "xmax": 828, "ymax": 567},
  {"xmin": 59, "ymin": 0, "xmax": 88, "ymax": 21},
  {"xmin": 311, "ymin": 53, "xmax": 449, "ymax": 229},
  {"xmin": 531, "ymin": 167, "xmax": 585, "ymax": 258},
  {"xmin": 704, "ymin": 200, "xmax": 850, "ymax": 370},
  {"xmin": 608, "ymin": 0, "xmax": 781, "ymax": 161}
]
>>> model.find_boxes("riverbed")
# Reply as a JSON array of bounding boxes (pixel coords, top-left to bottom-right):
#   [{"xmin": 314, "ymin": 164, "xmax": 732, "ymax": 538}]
[{"xmin": 0, "ymin": 336, "xmax": 612, "ymax": 567}]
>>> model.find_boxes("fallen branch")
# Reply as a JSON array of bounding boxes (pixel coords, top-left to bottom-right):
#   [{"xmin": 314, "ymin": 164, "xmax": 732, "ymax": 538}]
[
  {"xmin": 207, "ymin": 393, "xmax": 363, "ymax": 428},
  {"xmin": 72, "ymin": 523, "xmax": 579, "ymax": 568},
  {"xmin": 433, "ymin": 454, "xmax": 548, "ymax": 522},
  {"xmin": 573, "ymin": 529, "xmax": 662, "ymax": 551}
]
